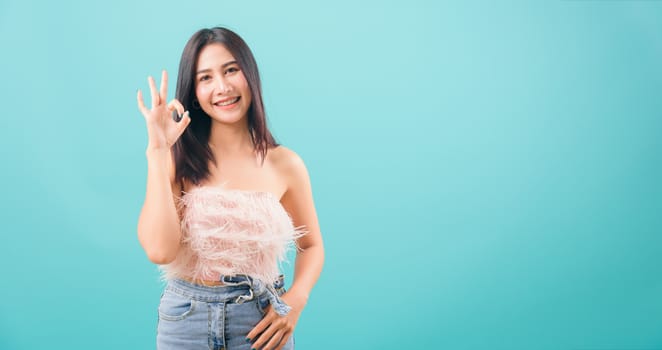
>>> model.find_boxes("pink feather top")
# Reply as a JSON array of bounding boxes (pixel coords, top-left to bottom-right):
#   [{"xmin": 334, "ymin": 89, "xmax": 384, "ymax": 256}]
[{"xmin": 159, "ymin": 186, "xmax": 307, "ymax": 284}]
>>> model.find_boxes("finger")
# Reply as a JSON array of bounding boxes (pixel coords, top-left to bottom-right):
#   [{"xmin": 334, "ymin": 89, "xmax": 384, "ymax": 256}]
[
  {"xmin": 274, "ymin": 331, "xmax": 292, "ymax": 350},
  {"xmin": 174, "ymin": 112, "xmax": 190, "ymax": 137},
  {"xmin": 159, "ymin": 70, "xmax": 168, "ymax": 105},
  {"xmin": 167, "ymin": 99, "xmax": 185, "ymax": 120},
  {"xmin": 253, "ymin": 322, "xmax": 280, "ymax": 350},
  {"xmin": 248, "ymin": 314, "xmax": 272, "ymax": 343},
  {"xmin": 136, "ymin": 90, "xmax": 149, "ymax": 116},
  {"xmin": 148, "ymin": 75, "xmax": 160, "ymax": 108},
  {"xmin": 261, "ymin": 328, "xmax": 285, "ymax": 350}
]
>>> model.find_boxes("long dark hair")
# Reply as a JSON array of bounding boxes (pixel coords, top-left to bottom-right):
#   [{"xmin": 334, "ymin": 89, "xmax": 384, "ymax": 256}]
[{"xmin": 173, "ymin": 27, "xmax": 277, "ymax": 186}]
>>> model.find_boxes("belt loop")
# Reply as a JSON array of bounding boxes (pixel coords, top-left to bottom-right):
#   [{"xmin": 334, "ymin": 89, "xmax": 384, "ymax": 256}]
[
  {"xmin": 234, "ymin": 288, "xmax": 254, "ymax": 304},
  {"xmin": 220, "ymin": 274, "xmax": 255, "ymax": 304},
  {"xmin": 220, "ymin": 274, "xmax": 291, "ymax": 316}
]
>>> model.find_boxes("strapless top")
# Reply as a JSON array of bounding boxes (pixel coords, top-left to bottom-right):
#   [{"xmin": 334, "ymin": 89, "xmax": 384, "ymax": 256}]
[{"xmin": 159, "ymin": 186, "xmax": 306, "ymax": 284}]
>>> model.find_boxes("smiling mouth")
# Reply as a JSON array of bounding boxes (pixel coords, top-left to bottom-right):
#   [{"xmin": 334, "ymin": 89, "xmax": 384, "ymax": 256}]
[{"xmin": 214, "ymin": 97, "xmax": 240, "ymax": 107}]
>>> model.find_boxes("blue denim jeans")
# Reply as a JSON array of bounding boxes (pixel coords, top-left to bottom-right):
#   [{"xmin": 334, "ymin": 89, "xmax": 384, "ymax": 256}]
[{"xmin": 157, "ymin": 274, "xmax": 295, "ymax": 350}]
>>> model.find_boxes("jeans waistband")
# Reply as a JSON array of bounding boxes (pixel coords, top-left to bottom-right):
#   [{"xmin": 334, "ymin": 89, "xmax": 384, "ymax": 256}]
[
  {"xmin": 221, "ymin": 274, "xmax": 291, "ymax": 316},
  {"xmin": 166, "ymin": 274, "xmax": 291, "ymax": 316}
]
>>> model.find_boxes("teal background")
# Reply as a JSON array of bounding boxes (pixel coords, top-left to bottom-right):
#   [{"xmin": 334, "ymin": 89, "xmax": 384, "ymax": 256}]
[{"xmin": 1, "ymin": 0, "xmax": 661, "ymax": 349}]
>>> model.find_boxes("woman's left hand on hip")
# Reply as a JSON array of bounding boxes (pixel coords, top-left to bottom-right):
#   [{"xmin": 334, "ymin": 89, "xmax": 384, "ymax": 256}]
[{"xmin": 247, "ymin": 291, "xmax": 306, "ymax": 350}]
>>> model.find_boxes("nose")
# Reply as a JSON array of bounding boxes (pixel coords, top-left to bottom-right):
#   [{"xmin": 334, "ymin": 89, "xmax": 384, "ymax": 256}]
[{"xmin": 215, "ymin": 77, "xmax": 231, "ymax": 94}]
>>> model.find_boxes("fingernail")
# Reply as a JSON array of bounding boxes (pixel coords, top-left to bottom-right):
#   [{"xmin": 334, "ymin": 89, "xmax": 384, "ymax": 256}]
[{"xmin": 245, "ymin": 338, "xmax": 251, "ymax": 343}]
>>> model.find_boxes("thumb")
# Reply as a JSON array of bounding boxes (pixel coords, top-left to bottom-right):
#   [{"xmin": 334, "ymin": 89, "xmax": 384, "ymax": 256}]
[{"xmin": 174, "ymin": 111, "xmax": 191, "ymax": 140}]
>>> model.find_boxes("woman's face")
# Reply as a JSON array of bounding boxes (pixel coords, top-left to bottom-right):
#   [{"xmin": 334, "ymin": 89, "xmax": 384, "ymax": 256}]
[{"xmin": 194, "ymin": 43, "xmax": 252, "ymax": 125}]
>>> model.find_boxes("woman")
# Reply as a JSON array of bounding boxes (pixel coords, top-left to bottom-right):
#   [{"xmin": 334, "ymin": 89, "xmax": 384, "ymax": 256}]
[{"xmin": 136, "ymin": 27, "xmax": 324, "ymax": 350}]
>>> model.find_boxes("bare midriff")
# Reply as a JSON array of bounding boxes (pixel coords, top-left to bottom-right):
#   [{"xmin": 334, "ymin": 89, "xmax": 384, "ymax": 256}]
[{"xmin": 183, "ymin": 277, "xmax": 226, "ymax": 286}]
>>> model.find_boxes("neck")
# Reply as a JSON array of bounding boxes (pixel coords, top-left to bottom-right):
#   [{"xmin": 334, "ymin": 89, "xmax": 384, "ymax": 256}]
[{"xmin": 208, "ymin": 119, "xmax": 254, "ymax": 159}]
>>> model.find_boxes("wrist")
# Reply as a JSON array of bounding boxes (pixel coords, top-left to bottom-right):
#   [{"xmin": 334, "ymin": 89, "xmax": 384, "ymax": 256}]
[
  {"xmin": 145, "ymin": 146, "xmax": 170, "ymax": 157},
  {"xmin": 284, "ymin": 287, "xmax": 309, "ymax": 309}
]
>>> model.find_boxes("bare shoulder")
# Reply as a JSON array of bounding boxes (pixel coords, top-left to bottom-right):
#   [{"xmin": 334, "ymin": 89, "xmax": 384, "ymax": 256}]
[
  {"xmin": 268, "ymin": 145, "xmax": 310, "ymax": 186},
  {"xmin": 268, "ymin": 145, "xmax": 318, "ymax": 226}
]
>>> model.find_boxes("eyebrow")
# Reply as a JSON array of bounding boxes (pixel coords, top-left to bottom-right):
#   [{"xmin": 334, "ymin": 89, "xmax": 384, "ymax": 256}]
[{"xmin": 196, "ymin": 60, "xmax": 238, "ymax": 75}]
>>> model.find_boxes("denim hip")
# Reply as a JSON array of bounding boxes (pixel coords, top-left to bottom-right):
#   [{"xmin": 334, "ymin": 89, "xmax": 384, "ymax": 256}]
[{"xmin": 156, "ymin": 274, "xmax": 294, "ymax": 350}]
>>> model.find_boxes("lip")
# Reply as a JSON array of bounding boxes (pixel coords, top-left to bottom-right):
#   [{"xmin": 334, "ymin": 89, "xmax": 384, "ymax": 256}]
[
  {"xmin": 213, "ymin": 96, "xmax": 240, "ymax": 104},
  {"xmin": 213, "ymin": 96, "xmax": 241, "ymax": 110}
]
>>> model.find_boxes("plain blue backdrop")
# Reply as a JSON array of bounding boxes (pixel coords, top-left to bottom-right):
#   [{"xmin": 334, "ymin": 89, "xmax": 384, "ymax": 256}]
[{"xmin": 1, "ymin": 0, "xmax": 661, "ymax": 349}]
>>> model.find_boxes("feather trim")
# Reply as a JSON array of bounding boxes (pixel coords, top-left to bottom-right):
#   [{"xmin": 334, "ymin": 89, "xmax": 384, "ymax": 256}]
[{"xmin": 159, "ymin": 186, "xmax": 307, "ymax": 284}]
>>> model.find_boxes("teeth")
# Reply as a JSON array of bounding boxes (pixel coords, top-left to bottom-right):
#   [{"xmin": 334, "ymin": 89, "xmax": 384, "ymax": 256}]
[{"xmin": 216, "ymin": 97, "xmax": 239, "ymax": 106}]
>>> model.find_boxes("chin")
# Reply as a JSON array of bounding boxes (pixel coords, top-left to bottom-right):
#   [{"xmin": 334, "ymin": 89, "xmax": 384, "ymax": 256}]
[{"xmin": 210, "ymin": 112, "xmax": 247, "ymax": 125}]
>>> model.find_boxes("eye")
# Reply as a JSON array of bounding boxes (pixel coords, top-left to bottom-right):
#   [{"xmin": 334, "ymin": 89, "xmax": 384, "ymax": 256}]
[
  {"xmin": 199, "ymin": 75, "xmax": 211, "ymax": 82},
  {"xmin": 225, "ymin": 66, "xmax": 240, "ymax": 75}
]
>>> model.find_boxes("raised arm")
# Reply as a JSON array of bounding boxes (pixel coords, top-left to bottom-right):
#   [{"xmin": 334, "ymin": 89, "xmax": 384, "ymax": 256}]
[{"xmin": 136, "ymin": 70, "xmax": 191, "ymax": 264}]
